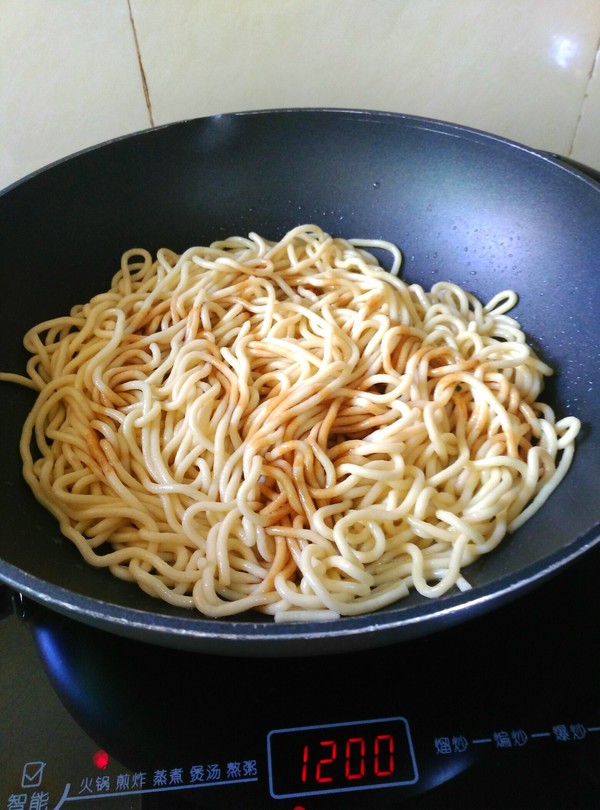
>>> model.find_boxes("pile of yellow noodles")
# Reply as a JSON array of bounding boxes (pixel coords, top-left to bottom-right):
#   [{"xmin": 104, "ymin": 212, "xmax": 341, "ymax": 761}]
[{"xmin": 1, "ymin": 225, "xmax": 580, "ymax": 621}]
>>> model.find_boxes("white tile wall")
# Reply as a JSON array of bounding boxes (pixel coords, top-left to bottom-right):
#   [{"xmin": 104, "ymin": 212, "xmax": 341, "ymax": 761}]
[
  {"xmin": 0, "ymin": 0, "xmax": 150, "ymax": 190},
  {"xmin": 572, "ymin": 45, "xmax": 600, "ymax": 168},
  {"xmin": 2, "ymin": 0, "xmax": 600, "ymax": 191}
]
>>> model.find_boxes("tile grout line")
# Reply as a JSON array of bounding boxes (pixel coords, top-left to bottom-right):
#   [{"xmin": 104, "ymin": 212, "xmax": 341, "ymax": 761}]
[
  {"xmin": 127, "ymin": 0, "xmax": 155, "ymax": 127},
  {"xmin": 568, "ymin": 32, "xmax": 600, "ymax": 158}
]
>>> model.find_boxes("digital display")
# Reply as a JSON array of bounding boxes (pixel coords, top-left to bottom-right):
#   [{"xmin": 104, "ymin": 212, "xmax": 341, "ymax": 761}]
[{"xmin": 267, "ymin": 716, "xmax": 418, "ymax": 798}]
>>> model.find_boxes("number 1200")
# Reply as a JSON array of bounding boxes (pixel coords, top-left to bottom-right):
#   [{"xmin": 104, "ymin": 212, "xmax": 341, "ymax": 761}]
[{"xmin": 301, "ymin": 734, "xmax": 395, "ymax": 784}]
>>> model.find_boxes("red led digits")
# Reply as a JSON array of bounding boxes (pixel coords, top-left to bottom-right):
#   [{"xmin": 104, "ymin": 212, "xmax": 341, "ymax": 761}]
[
  {"xmin": 302, "ymin": 732, "xmax": 396, "ymax": 784},
  {"xmin": 267, "ymin": 716, "xmax": 417, "ymax": 798},
  {"xmin": 301, "ymin": 744, "xmax": 309, "ymax": 783},
  {"xmin": 374, "ymin": 734, "xmax": 394, "ymax": 776},
  {"xmin": 345, "ymin": 737, "xmax": 366, "ymax": 780},
  {"xmin": 315, "ymin": 739, "xmax": 337, "ymax": 783}
]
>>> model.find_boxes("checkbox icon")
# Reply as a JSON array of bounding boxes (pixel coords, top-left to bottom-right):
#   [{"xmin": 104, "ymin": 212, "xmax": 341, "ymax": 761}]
[{"xmin": 21, "ymin": 760, "xmax": 46, "ymax": 788}]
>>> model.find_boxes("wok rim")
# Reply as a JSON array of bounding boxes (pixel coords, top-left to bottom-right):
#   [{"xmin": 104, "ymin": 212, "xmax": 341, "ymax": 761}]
[
  {"xmin": 3, "ymin": 106, "xmax": 600, "ymax": 198},
  {"xmin": 2, "ymin": 528, "xmax": 597, "ymax": 655}
]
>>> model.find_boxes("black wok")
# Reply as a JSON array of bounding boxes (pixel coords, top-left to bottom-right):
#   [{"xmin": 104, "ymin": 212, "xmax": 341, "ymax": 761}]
[{"xmin": 1, "ymin": 109, "xmax": 599, "ymax": 656}]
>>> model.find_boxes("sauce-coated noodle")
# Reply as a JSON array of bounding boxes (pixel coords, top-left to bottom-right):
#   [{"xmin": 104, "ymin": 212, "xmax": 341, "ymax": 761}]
[{"xmin": 1, "ymin": 226, "xmax": 580, "ymax": 621}]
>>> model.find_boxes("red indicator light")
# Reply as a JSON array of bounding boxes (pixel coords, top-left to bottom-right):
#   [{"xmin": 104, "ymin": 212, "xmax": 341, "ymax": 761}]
[{"xmin": 93, "ymin": 750, "xmax": 109, "ymax": 769}]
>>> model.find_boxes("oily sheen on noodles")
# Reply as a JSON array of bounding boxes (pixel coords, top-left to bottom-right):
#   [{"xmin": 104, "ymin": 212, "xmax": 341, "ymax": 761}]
[{"xmin": 2, "ymin": 225, "xmax": 580, "ymax": 621}]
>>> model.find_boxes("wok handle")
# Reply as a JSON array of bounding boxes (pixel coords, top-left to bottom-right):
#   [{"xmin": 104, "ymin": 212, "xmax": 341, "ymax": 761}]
[{"xmin": 0, "ymin": 582, "xmax": 26, "ymax": 621}]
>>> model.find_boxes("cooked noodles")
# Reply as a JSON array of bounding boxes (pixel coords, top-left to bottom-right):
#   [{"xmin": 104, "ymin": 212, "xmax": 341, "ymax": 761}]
[{"xmin": 1, "ymin": 225, "xmax": 580, "ymax": 621}]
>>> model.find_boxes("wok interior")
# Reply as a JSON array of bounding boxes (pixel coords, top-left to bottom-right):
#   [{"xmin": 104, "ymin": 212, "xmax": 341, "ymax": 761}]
[{"xmin": 1, "ymin": 110, "xmax": 599, "ymax": 643}]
